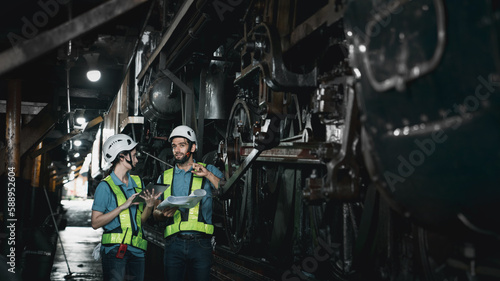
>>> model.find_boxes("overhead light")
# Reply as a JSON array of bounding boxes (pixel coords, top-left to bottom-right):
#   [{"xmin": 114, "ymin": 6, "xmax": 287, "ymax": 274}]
[
  {"xmin": 83, "ymin": 53, "xmax": 101, "ymax": 82},
  {"xmin": 87, "ymin": 70, "xmax": 101, "ymax": 82},
  {"xmin": 74, "ymin": 152, "xmax": 80, "ymax": 158},
  {"xmin": 67, "ymin": 162, "xmax": 71, "ymax": 167},
  {"xmin": 71, "ymin": 165, "xmax": 76, "ymax": 170},
  {"xmin": 74, "ymin": 140, "xmax": 82, "ymax": 146},
  {"xmin": 76, "ymin": 117, "xmax": 86, "ymax": 125}
]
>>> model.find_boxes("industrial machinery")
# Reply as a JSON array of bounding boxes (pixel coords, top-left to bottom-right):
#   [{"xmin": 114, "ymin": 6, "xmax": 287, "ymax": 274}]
[{"xmin": 87, "ymin": 0, "xmax": 500, "ymax": 280}]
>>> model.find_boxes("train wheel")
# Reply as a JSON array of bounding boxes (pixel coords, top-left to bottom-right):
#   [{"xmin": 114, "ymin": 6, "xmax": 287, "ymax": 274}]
[
  {"xmin": 224, "ymin": 99, "xmax": 256, "ymax": 179},
  {"xmin": 222, "ymin": 99, "xmax": 257, "ymax": 252},
  {"xmin": 305, "ymin": 201, "xmax": 360, "ymax": 281},
  {"xmin": 417, "ymin": 227, "xmax": 460, "ymax": 281},
  {"xmin": 353, "ymin": 185, "xmax": 420, "ymax": 280},
  {"xmin": 222, "ymin": 173, "xmax": 250, "ymax": 252}
]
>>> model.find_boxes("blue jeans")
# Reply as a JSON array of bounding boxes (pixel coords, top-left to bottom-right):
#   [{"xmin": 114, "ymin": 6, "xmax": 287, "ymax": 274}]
[
  {"xmin": 163, "ymin": 235, "xmax": 213, "ymax": 281},
  {"xmin": 102, "ymin": 246, "xmax": 145, "ymax": 281}
]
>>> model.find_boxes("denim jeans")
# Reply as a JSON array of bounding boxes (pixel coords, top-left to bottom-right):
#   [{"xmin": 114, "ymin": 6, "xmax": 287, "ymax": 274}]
[
  {"xmin": 102, "ymin": 246, "xmax": 145, "ymax": 281},
  {"xmin": 163, "ymin": 235, "xmax": 213, "ymax": 281}
]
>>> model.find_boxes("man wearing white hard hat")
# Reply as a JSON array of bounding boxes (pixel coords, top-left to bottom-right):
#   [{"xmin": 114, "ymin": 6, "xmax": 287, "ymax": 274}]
[{"xmin": 153, "ymin": 125, "xmax": 223, "ymax": 281}]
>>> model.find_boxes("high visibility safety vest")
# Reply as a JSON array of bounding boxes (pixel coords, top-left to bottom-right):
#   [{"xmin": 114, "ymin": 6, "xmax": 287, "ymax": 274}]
[
  {"xmin": 162, "ymin": 163, "xmax": 214, "ymax": 238},
  {"xmin": 101, "ymin": 175, "xmax": 148, "ymax": 251}
]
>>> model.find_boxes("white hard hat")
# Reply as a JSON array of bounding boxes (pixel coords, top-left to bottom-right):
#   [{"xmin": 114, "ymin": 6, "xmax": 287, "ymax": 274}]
[
  {"xmin": 102, "ymin": 134, "xmax": 138, "ymax": 163},
  {"xmin": 169, "ymin": 125, "xmax": 197, "ymax": 143}
]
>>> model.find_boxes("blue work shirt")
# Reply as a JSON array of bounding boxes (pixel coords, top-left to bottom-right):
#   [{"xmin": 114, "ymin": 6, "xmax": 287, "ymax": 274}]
[
  {"xmin": 92, "ymin": 171, "xmax": 145, "ymax": 257},
  {"xmin": 157, "ymin": 160, "xmax": 223, "ymax": 226}
]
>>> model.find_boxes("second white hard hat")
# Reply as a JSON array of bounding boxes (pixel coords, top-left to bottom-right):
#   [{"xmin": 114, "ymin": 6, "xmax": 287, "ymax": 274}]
[{"xmin": 169, "ymin": 125, "xmax": 197, "ymax": 143}]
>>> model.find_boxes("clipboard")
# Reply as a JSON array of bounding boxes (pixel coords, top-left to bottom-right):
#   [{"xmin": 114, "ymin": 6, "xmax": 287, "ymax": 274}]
[
  {"xmin": 132, "ymin": 183, "xmax": 169, "ymax": 203},
  {"xmin": 156, "ymin": 189, "xmax": 207, "ymax": 210}
]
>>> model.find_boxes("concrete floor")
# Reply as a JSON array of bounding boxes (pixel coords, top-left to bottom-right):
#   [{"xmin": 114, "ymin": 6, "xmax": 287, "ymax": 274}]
[{"xmin": 50, "ymin": 199, "xmax": 103, "ymax": 281}]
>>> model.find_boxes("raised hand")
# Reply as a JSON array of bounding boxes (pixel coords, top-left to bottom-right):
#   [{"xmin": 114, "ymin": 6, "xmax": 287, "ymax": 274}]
[
  {"xmin": 121, "ymin": 192, "xmax": 140, "ymax": 210},
  {"xmin": 140, "ymin": 188, "xmax": 163, "ymax": 207}
]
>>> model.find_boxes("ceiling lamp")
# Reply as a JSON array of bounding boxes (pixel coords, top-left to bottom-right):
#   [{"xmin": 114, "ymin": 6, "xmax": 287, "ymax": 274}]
[
  {"xmin": 74, "ymin": 140, "xmax": 82, "ymax": 146},
  {"xmin": 76, "ymin": 117, "xmax": 86, "ymax": 125},
  {"xmin": 83, "ymin": 53, "xmax": 101, "ymax": 82},
  {"xmin": 87, "ymin": 70, "xmax": 101, "ymax": 82}
]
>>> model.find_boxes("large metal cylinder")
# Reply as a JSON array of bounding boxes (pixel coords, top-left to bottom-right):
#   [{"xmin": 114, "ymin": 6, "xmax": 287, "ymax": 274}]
[
  {"xmin": 204, "ymin": 60, "xmax": 230, "ymax": 120},
  {"xmin": 140, "ymin": 76, "xmax": 181, "ymax": 121}
]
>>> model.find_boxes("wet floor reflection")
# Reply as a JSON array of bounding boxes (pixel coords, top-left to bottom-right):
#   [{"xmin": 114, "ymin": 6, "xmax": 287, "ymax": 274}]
[{"xmin": 51, "ymin": 200, "xmax": 102, "ymax": 281}]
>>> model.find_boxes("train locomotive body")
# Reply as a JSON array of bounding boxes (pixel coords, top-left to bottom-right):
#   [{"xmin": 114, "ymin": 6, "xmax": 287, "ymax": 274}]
[
  {"xmin": 89, "ymin": 0, "xmax": 500, "ymax": 280},
  {"xmin": 346, "ymin": 0, "xmax": 500, "ymax": 233}
]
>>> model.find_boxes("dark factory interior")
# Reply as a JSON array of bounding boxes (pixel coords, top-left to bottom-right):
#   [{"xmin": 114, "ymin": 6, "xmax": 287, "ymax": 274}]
[{"xmin": 1, "ymin": 0, "xmax": 500, "ymax": 280}]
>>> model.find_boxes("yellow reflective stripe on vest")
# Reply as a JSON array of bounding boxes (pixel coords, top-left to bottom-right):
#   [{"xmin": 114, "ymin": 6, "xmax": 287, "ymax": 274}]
[
  {"xmin": 101, "ymin": 175, "xmax": 148, "ymax": 250},
  {"xmin": 162, "ymin": 163, "xmax": 214, "ymax": 237}
]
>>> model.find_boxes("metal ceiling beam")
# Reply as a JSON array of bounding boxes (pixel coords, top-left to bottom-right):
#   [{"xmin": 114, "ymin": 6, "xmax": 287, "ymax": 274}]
[
  {"xmin": 137, "ymin": 0, "xmax": 196, "ymax": 81},
  {"xmin": 67, "ymin": 98, "xmax": 112, "ymax": 110},
  {"xmin": 29, "ymin": 129, "xmax": 81, "ymax": 159},
  {"xmin": 29, "ymin": 115, "xmax": 103, "ymax": 158},
  {"xmin": 288, "ymin": 0, "xmax": 345, "ymax": 50},
  {"xmin": 0, "ymin": 0, "xmax": 149, "ymax": 76},
  {"xmin": 20, "ymin": 104, "xmax": 58, "ymax": 157},
  {"xmin": 0, "ymin": 100, "xmax": 47, "ymax": 115},
  {"xmin": 57, "ymin": 88, "xmax": 103, "ymax": 99}
]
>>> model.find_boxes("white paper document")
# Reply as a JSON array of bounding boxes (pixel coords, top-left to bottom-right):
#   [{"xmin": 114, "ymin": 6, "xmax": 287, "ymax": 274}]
[{"xmin": 156, "ymin": 189, "xmax": 207, "ymax": 210}]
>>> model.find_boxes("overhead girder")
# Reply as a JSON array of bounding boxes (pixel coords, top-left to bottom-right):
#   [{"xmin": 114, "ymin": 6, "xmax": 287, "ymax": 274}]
[{"xmin": 0, "ymin": 0, "xmax": 148, "ymax": 76}]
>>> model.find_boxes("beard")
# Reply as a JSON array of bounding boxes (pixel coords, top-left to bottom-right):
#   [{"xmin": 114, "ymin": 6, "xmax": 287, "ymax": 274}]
[{"xmin": 174, "ymin": 153, "xmax": 189, "ymax": 164}]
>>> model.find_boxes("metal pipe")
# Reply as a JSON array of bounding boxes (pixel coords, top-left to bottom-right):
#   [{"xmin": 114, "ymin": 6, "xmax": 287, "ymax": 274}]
[
  {"xmin": 5, "ymin": 79, "xmax": 21, "ymax": 271},
  {"xmin": 131, "ymin": 1, "xmax": 156, "ymax": 117},
  {"xmin": 163, "ymin": 13, "xmax": 209, "ymax": 69},
  {"xmin": 6, "ymin": 79, "xmax": 22, "ymax": 173},
  {"xmin": 134, "ymin": 51, "xmax": 141, "ymax": 116},
  {"xmin": 66, "ymin": 1, "xmax": 73, "ymax": 135},
  {"xmin": 66, "ymin": 62, "xmax": 72, "ymax": 135},
  {"xmin": 136, "ymin": 0, "xmax": 196, "ymax": 81},
  {"xmin": 197, "ymin": 66, "xmax": 207, "ymax": 158},
  {"xmin": 141, "ymin": 150, "xmax": 173, "ymax": 168},
  {"xmin": 67, "ymin": 0, "xmax": 73, "ymax": 56}
]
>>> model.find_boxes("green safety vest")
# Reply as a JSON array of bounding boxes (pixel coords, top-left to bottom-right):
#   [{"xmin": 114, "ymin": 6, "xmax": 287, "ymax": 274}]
[
  {"xmin": 101, "ymin": 175, "xmax": 148, "ymax": 251},
  {"xmin": 162, "ymin": 163, "xmax": 214, "ymax": 238}
]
